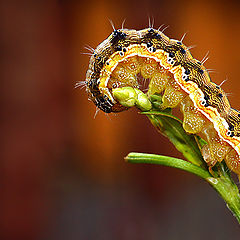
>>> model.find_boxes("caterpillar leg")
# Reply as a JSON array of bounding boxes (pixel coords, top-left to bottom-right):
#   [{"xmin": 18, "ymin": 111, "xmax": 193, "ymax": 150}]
[
  {"xmin": 147, "ymin": 67, "xmax": 170, "ymax": 96},
  {"xmin": 225, "ymin": 149, "xmax": 240, "ymax": 176},
  {"xmin": 161, "ymin": 79, "xmax": 186, "ymax": 109},
  {"xmin": 180, "ymin": 96, "xmax": 206, "ymax": 134},
  {"xmin": 201, "ymin": 124, "xmax": 232, "ymax": 173}
]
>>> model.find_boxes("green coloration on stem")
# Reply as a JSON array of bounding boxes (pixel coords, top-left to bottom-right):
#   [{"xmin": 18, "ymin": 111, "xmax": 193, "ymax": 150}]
[
  {"xmin": 125, "ymin": 152, "xmax": 210, "ymax": 179},
  {"xmin": 126, "ymin": 152, "xmax": 240, "ymax": 223},
  {"xmin": 112, "ymin": 86, "xmax": 240, "ymax": 223},
  {"xmin": 142, "ymin": 94, "xmax": 207, "ymax": 167},
  {"xmin": 142, "ymin": 110, "xmax": 205, "ymax": 167}
]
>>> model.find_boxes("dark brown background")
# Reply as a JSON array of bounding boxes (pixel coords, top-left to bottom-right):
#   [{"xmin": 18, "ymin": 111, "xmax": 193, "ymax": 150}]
[{"xmin": 1, "ymin": 0, "xmax": 240, "ymax": 239}]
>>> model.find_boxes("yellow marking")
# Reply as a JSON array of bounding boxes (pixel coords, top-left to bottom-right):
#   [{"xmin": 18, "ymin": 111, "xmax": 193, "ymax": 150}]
[{"xmin": 97, "ymin": 45, "xmax": 240, "ymax": 157}]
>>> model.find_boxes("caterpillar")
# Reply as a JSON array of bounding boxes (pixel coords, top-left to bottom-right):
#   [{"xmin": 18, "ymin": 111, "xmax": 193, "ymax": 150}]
[{"xmin": 83, "ymin": 27, "xmax": 240, "ymax": 176}]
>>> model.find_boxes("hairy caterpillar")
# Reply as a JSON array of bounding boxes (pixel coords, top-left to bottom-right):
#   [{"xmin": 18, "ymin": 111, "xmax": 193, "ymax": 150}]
[{"xmin": 83, "ymin": 27, "xmax": 240, "ymax": 176}]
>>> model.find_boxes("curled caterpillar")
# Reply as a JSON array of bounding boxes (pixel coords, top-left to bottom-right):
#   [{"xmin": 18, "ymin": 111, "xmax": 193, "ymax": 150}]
[{"xmin": 84, "ymin": 27, "xmax": 240, "ymax": 176}]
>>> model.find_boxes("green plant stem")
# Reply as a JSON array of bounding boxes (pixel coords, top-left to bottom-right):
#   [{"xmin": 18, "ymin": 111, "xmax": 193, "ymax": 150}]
[
  {"xmin": 126, "ymin": 152, "xmax": 210, "ymax": 178},
  {"xmin": 112, "ymin": 87, "xmax": 240, "ymax": 223},
  {"xmin": 126, "ymin": 152, "xmax": 240, "ymax": 223}
]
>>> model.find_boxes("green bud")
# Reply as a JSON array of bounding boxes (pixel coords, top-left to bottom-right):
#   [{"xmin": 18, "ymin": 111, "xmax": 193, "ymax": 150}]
[
  {"xmin": 135, "ymin": 90, "xmax": 152, "ymax": 111},
  {"xmin": 112, "ymin": 87, "xmax": 152, "ymax": 111},
  {"xmin": 112, "ymin": 87, "xmax": 137, "ymax": 107}
]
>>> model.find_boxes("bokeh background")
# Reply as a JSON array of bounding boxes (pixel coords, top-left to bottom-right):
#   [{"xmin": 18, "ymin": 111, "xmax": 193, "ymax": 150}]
[{"xmin": 2, "ymin": 0, "xmax": 240, "ymax": 239}]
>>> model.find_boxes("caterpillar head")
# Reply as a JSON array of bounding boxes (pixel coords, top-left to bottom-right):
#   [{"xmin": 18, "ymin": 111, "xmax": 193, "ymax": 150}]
[{"xmin": 85, "ymin": 29, "xmax": 137, "ymax": 113}]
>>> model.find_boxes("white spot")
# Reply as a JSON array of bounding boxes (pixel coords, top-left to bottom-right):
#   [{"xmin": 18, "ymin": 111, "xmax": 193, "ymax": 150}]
[
  {"xmin": 148, "ymin": 46, "xmax": 154, "ymax": 53},
  {"xmin": 201, "ymin": 99, "xmax": 207, "ymax": 106},
  {"xmin": 227, "ymin": 131, "xmax": 231, "ymax": 136},
  {"xmin": 167, "ymin": 57, "xmax": 175, "ymax": 65},
  {"xmin": 182, "ymin": 73, "xmax": 188, "ymax": 80},
  {"xmin": 182, "ymin": 68, "xmax": 190, "ymax": 81}
]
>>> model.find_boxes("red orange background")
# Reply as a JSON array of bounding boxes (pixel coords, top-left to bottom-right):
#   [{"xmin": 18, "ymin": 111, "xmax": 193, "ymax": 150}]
[{"xmin": 2, "ymin": 0, "xmax": 240, "ymax": 239}]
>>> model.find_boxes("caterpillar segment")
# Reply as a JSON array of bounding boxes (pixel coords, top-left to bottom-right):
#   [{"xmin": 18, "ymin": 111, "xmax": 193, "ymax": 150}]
[{"xmin": 85, "ymin": 28, "xmax": 240, "ymax": 175}]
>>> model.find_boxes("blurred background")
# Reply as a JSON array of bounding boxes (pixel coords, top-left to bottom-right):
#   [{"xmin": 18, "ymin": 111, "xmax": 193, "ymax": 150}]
[{"xmin": 2, "ymin": 0, "xmax": 240, "ymax": 239}]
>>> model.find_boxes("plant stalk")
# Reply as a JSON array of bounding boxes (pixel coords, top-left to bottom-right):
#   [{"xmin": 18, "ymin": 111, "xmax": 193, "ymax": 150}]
[{"xmin": 126, "ymin": 152, "xmax": 240, "ymax": 223}]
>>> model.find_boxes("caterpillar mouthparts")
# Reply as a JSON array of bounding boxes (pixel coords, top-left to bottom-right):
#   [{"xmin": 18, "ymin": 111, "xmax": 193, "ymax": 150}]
[{"xmin": 83, "ymin": 27, "xmax": 240, "ymax": 176}]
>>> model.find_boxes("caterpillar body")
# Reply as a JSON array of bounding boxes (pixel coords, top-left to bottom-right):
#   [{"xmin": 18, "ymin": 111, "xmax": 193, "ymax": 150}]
[{"xmin": 84, "ymin": 27, "xmax": 240, "ymax": 176}]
